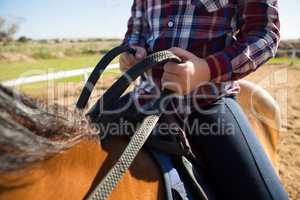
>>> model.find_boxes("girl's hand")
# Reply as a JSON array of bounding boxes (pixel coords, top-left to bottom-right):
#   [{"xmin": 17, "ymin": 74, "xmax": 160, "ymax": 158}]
[
  {"xmin": 162, "ymin": 47, "xmax": 211, "ymax": 95},
  {"xmin": 119, "ymin": 45, "xmax": 147, "ymax": 72}
]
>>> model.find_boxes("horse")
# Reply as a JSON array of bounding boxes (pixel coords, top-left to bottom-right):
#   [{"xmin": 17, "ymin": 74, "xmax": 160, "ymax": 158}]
[{"xmin": 0, "ymin": 80, "xmax": 281, "ymax": 200}]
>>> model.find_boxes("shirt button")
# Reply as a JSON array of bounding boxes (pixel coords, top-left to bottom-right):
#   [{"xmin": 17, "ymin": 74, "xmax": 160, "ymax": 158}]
[{"xmin": 168, "ymin": 21, "xmax": 174, "ymax": 28}]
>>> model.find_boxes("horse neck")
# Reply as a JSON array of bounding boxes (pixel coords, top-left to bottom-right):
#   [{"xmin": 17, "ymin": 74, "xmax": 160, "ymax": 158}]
[
  {"xmin": 0, "ymin": 138, "xmax": 106, "ymax": 200},
  {"xmin": 0, "ymin": 137, "xmax": 164, "ymax": 200}
]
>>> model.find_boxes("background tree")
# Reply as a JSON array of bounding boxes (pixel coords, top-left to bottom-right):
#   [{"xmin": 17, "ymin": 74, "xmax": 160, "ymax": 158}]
[{"xmin": 0, "ymin": 16, "xmax": 19, "ymax": 42}]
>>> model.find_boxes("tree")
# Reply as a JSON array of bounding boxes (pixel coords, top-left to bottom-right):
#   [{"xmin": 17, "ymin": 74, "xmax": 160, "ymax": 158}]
[
  {"xmin": 18, "ymin": 36, "xmax": 31, "ymax": 43},
  {"xmin": 0, "ymin": 16, "xmax": 19, "ymax": 42},
  {"xmin": 0, "ymin": 17, "xmax": 5, "ymax": 30}
]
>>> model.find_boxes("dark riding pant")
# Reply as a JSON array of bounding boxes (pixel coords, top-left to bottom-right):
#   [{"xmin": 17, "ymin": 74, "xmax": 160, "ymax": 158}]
[{"xmin": 186, "ymin": 96, "xmax": 288, "ymax": 200}]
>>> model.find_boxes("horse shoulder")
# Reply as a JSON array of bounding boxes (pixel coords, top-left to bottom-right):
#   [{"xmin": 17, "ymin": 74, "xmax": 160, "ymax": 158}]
[
  {"xmin": 0, "ymin": 137, "xmax": 163, "ymax": 200},
  {"xmin": 0, "ymin": 138, "xmax": 105, "ymax": 200},
  {"xmin": 96, "ymin": 137, "xmax": 164, "ymax": 200}
]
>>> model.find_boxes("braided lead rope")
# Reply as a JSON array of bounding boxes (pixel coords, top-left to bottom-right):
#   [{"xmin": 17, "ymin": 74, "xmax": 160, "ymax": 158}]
[
  {"xmin": 81, "ymin": 46, "xmax": 181, "ymax": 200},
  {"xmin": 87, "ymin": 90, "xmax": 172, "ymax": 200},
  {"xmin": 87, "ymin": 114, "xmax": 160, "ymax": 200}
]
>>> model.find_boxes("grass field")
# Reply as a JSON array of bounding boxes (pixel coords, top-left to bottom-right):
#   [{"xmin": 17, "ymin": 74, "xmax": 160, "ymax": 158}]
[
  {"xmin": 0, "ymin": 55, "xmax": 104, "ymax": 81},
  {"xmin": 0, "ymin": 56, "xmax": 298, "ymax": 81},
  {"xmin": 15, "ymin": 67, "xmax": 121, "ymax": 96},
  {"xmin": 1, "ymin": 40, "xmax": 299, "ymax": 95},
  {"xmin": 0, "ymin": 40, "xmax": 122, "ymax": 81},
  {"xmin": 0, "ymin": 40, "xmax": 120, "ymax": 58},
  {"xmin": 268, "ymin": 57, "xmax": 300, "ymax": 65}
]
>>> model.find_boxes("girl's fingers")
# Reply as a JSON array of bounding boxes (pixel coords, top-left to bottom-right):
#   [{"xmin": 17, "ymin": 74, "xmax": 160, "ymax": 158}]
[
  {"xmin": 164, "ymin": 62, "xmax": 183, "ymax": 74},
  {"xmin": 126, "ymin": 53, "xmax": 137, "ymax": 65},
  {"xmin": 169, "ymin": 47, "xmax": 195, "ymax": 60},
  {"xmin": 119, "ymin": 55, "xmax": 130, "ymax": 71},
  {"xmin": 120, "ymin": 46, "xmax": 147, "ymax": 72},
  {"xmin": 120, "ymin": 52, "xmax": 138, "ymax": 71},
  {"xmin": 162, "ymin": 72, "xmax": 183, "ymax": 93},
  {"xmin": 161, "ymin": 81, "xmax": 183, "ymax": 94},
  {"xmin": 162, "ymin": 71, "xmax": 179, "ymax": 82}
]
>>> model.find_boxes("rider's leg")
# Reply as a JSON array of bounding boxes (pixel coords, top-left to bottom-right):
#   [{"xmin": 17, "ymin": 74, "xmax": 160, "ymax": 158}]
[{"xmin": 187, "ymin": 96, "xmax": 288, "ymax": 200}]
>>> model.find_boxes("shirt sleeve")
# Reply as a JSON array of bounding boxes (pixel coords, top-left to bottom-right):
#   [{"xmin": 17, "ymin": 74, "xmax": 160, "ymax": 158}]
[
  {"xmin": 123, "ymin": 0, "xmax": 147, "ymax": 47},
  {"xmin": 205, "ymin": 0, "xmax": 280, "ymax": 82}
]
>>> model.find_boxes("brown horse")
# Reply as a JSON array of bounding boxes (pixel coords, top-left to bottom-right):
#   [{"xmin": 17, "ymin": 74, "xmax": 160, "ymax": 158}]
[{"xmin": 0, "ymin": 80, "xmax": 280, "ymax": 200}]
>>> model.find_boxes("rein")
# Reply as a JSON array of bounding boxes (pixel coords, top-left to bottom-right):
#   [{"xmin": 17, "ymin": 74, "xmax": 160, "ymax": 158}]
[{"xmin": 76, "ymin": 45, "xmax": 181, "ymax": 200}]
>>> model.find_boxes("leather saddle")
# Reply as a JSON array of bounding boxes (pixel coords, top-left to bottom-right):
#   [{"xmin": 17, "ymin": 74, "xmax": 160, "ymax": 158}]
[
  {"xmin": 76, "ymin": 45, "xmax": 215, "ymax": 200},
  {"xmin": 99, "ymin": 92, "xmax": 216, "ymax": 200}
]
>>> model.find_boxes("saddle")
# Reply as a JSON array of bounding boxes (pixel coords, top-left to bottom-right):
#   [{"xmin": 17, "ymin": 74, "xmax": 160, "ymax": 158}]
[
  {"xmin": 76, "ymin": 45, "xmax": 215, "ymax": 200},
  {"xmin": 99, "ymin": 94, "xmax": 216, "ymax": 200}
]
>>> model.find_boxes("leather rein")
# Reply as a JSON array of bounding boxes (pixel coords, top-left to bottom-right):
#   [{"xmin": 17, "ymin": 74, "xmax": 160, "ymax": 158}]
[{"xmin": 76, "ymin": 45, "xmax": 181, "ymax": 200}]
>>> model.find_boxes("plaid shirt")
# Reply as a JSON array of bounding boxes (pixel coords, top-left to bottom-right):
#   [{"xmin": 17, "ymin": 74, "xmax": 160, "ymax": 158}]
[{"xmin": 123, "ymin": 0, "xmax": 280, "ymax": 111}]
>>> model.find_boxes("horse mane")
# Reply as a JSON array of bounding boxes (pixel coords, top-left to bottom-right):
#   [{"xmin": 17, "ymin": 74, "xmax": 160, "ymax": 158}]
[{"xmin": 0, "ymin": 85, "xmax": 92, "ymax": 172}]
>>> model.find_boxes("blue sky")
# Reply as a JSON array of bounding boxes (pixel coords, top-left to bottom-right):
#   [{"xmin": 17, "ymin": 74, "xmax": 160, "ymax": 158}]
[{"xmin": 0, "ymin": 0, "xmax": 299, "ymax": 40}]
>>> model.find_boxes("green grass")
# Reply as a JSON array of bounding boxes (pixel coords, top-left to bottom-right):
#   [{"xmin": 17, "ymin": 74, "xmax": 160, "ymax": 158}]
[
  {"xmin": 0, "ymin": 39, "xmax": 122, "ymax": 81},
  {"xmin": 1, "ymin": 55, "xmax": 299, "ymax": 81},
  {"xmin": 267, "ymin": 57, "xmax": 300, "ymax": 65},
  {"xmin": 2, "ymin": 56, "xmax": 297, "ymax": 81},
  {"xmin": 17, "ymin": 68, "xmax": 121, "ymax": 96},
  {"xmin": 0, "ymin": 55, "xmax": 120, "ymax": 81},
  {"xmin": 0, "ymin": 40, "xmax": 122, "ymax": 95}
]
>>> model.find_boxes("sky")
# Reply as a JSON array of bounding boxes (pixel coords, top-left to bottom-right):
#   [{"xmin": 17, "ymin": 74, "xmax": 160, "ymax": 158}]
[{"xmin": 0, "ymin": 0, "xmax": 299, "ymax": 40}]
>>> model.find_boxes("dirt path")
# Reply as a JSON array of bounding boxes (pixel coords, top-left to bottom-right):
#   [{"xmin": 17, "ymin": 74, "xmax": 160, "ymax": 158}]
[{"xmin": 245, "ymin": 64, "xmax": 300, "ymax": 200}]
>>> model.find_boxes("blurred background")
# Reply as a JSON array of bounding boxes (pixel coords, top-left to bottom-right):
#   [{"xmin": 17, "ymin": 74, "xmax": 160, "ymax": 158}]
[{"xmin": 0, "ymin": 1, "xmax": 299, "ymax": 199}]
